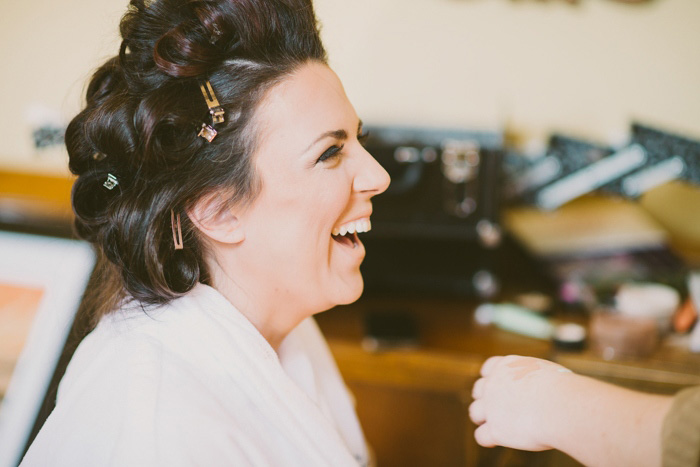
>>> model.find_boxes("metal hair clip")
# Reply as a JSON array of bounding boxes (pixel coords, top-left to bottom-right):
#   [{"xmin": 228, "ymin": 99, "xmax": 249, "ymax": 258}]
[
  {"xmin": 171, "ymin": 209, "xmax": 184, "ymax": 250},
  {"xmin": 103, "ymin": 173, "xmax": 119, "ymax": 190},
  {"xmin": 199, "ymin": 80, "xmax": 225, "ymax": 124},
  {"xmin": 198, "ymin": 123, "xmax": 218, "ymax": 143},
  {"xmin": 209, "ymin": 24, "xmax": 222, "ymax": 45}
]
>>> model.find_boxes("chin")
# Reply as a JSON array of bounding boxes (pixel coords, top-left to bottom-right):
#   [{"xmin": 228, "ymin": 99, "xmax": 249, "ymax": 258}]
[
  {"xmin": 325, "ymin": 275, "xmax": 364, "ymax": 309},
  {"xmin": 338, "ymin": 284, "xmax": 364, "ymax": 305}
]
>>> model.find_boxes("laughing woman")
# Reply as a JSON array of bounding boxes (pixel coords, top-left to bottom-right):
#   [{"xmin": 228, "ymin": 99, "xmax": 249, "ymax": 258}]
[{"xmin": 21, "ymin": 0, "xmax": 389, "ymax": 465}]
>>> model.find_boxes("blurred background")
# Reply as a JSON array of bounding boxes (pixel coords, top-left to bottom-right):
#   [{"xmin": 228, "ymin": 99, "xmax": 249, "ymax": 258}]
[
  {"xmin": 1, "ymin": 0, "xmax": 699, "ymax": 255},
  {"xmin": 1, "ymin": 0, "xmax": 700, "ymax": 466}
]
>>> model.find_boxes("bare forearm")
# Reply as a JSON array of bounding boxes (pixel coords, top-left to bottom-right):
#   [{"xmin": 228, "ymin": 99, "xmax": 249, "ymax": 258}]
[
  {"xmin": 470, "ymin": 356, "xmax": 675, "ymax": 466},
  {"xmin": 543, "ymin": 374, "xmax": 673, "ymax": 467}
]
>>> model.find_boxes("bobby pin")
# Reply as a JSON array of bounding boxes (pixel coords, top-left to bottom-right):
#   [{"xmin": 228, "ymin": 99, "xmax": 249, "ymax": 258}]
[
  {"xmin": 197, "ymin": 80, "xmax": 225, "ymax": 143},
  {"xmin": 200, "ymin": 80, "xmax": 225, "ymax": 124},
  {"xmin": 171, "ymin": 209, "xmax": 184, "ymax": 250}
]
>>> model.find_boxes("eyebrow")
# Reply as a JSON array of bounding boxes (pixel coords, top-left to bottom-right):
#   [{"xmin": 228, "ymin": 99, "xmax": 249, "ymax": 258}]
[{"xmin": 303, "ymin": 120, "xmax": 364, "ymax": 153}]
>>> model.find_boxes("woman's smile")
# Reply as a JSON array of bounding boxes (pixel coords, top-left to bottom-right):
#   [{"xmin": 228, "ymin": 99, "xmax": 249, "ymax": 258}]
[{"xmin": 331, "ymin": 216, "xmax": 372, "ymax": 249}]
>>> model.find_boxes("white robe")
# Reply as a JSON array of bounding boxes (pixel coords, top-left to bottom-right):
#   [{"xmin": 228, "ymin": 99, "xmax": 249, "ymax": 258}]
[{"xmin": 21, "ymin": 284, "xmax": 368, "ymax": 466}]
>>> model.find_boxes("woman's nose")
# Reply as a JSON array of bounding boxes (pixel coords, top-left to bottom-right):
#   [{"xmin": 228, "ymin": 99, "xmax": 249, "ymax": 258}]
[{"xmin": 353, "ymin": 147, "xmax": 391, "ymax": 196}]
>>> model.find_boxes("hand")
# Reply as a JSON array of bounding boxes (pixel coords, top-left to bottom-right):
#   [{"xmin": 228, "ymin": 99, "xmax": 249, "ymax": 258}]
[{"xmin": 469, "ymin": 355, "xmax": 574, "ymax": 451}]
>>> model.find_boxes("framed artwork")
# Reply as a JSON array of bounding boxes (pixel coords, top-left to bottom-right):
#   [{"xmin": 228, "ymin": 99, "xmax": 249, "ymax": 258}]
[{"xmin": 0, "ymin": 231, "xmax": 94, "ymax": 467}]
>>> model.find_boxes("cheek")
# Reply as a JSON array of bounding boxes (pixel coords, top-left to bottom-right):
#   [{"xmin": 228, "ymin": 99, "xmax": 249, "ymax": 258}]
[
  {"xmin": 257, "ymin": 170, "xmax": 352, "ymax": 266},
  {"xmin": 291, "ymin": 177, "xmax": 350, "ymax": 238},
  {"xmin": 259, "ymin": 194, "xmax": 333, "ymax": 266}
]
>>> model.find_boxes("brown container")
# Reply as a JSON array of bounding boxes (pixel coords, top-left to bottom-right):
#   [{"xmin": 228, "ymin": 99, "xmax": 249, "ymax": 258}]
[{"xmin": 590, "ymin": 311, "xmax": 659, "ymax": 360}]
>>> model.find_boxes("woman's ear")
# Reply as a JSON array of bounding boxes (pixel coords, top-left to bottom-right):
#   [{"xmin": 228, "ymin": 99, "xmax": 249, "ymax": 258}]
[{"xmin": 187, "ymin": 197, "xmax": 245, "ymax": 245}]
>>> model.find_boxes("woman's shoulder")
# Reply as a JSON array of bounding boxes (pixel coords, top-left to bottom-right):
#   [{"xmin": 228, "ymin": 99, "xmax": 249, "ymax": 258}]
[
  {"xmin": 60, "ymin": 283, "xmax": 274, "ymax": 397},
  {"xmin": 23, "ymin": 286, "xmax": 264, "ymax": 465},
  {"xmin": 86, "ymin": 283, "xmax": 259, "ymax": 351}
]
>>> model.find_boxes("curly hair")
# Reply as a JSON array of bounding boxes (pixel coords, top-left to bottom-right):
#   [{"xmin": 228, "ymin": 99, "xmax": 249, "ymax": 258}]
[{"xmin": 67, "ymin": 0, "xmax": 327, "ymax": 324}]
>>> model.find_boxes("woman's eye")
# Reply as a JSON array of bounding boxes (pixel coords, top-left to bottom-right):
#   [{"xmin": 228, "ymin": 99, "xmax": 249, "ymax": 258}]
[{"xmin": 316, "ymin": 144, "xmax": 344, "ymax": 164}]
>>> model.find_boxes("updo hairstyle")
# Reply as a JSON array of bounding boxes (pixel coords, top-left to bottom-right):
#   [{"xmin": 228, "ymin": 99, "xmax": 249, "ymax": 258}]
[{"xmin": 67, "ymin": 0, "xmax": 327, "ymax": 321}]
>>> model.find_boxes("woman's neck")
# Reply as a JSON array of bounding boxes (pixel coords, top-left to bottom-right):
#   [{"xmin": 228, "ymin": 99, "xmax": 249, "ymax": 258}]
[{"xmin": 208, "ymin": 261, "xmax": 308, "ymax": 351}]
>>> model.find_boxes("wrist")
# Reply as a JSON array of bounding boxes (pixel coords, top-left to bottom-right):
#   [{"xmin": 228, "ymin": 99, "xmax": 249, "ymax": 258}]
[{"xmin": 534, "ymin": 371, "xmax": 586, "ymax": 451}]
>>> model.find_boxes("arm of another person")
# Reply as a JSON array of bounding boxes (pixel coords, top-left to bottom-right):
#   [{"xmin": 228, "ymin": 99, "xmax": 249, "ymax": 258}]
[{"xmin": 469, "ymin": 355, "xmax": 677, "ymax": 467}]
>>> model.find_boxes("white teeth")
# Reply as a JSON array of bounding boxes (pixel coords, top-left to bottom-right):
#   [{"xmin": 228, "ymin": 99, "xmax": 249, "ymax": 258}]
[
  {"xmin": 331, "ymin": 217, "xmax": 372, "ymax": 237},
  {"xmin": 361, "ymin": 219, "xmax": 372, "ymax": 233}
]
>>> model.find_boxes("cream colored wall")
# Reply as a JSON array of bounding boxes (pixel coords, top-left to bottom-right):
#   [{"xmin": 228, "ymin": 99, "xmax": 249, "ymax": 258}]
[
  {"xmin": 0, "ymin": 0, "xmax": 124, "ymax": 173},
  {"xmin": 314, "ymin": 0, "xmax": 700, "ymax": 144}
]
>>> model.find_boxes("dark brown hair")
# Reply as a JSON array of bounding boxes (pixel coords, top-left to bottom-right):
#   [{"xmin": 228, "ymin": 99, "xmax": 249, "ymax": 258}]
[{"xmin": 67, "ymin": 0, "xmax": 327, "ymax": 325}]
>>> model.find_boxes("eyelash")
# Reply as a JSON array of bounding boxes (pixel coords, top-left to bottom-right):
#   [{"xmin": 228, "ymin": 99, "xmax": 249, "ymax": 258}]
[
  {"xmin": 315, "ymin": 131, "xmax": 371, "ymax": 165},
  {"xmin": 317, "ymin": 144, "xmax": 344, "ymax": 164},
  {"xmin": 358, "ymin": 130, "xmax": 370, "ymax": 146}
]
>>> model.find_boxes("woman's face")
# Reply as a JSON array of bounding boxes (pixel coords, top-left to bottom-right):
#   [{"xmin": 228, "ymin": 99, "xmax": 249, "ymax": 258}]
[{"xmin": 235, "ymin": 62, "xmax": 390, "ymax": 316}]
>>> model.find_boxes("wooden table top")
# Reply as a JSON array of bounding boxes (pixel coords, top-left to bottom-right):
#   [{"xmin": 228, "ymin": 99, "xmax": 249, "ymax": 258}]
[{"xmin": 316, "ymin": 293, "xmax": 700, "ymax": 395}]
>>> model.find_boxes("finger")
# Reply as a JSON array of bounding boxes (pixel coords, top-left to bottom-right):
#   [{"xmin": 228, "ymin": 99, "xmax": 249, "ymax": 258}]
[
  {"xmin": 474, "ymin": 423, "xmax": 497, "ymax": 448},
  {"xmin": 471, "ymin": 377, "xmax": 485, "ymax": 399},
  {"xmin": 480, "ymin": 356, "xmax": 503, "ymax": 377},
  {"xmin": 468, "ymin": 399, "xmax": 486, "ymax": 425}
]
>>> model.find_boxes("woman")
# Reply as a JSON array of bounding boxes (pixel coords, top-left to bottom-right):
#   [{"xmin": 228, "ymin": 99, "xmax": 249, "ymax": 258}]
[{"xmin": 22, "ymin": 0, "xmax": 389, "ymax": 465}]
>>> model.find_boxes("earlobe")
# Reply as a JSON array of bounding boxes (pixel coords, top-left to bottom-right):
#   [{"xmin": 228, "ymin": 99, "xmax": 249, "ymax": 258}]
[{"xmin": 188, "ymin": 198, "xmax": 245, "ymax": 245}]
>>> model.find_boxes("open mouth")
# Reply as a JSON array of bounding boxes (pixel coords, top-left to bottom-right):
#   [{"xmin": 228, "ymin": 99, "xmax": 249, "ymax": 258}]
[
  {"xmin": 332, "ymin": 231, "xmax": 359, "ymax": 248},
  {"xmin": 331, "ymin": 217, "xmax": 371, "ymax": 249}
]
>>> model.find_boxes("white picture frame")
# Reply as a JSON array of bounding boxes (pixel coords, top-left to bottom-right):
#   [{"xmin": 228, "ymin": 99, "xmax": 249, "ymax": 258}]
[{"xmin": 0, "ymin": 231, "xmax": 95, "ymax": 467}]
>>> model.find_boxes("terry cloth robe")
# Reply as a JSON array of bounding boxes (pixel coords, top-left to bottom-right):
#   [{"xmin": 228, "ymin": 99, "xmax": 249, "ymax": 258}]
[{"xmin": 21, "ymin": 283, "xmax": 369, "ymax": 466}]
